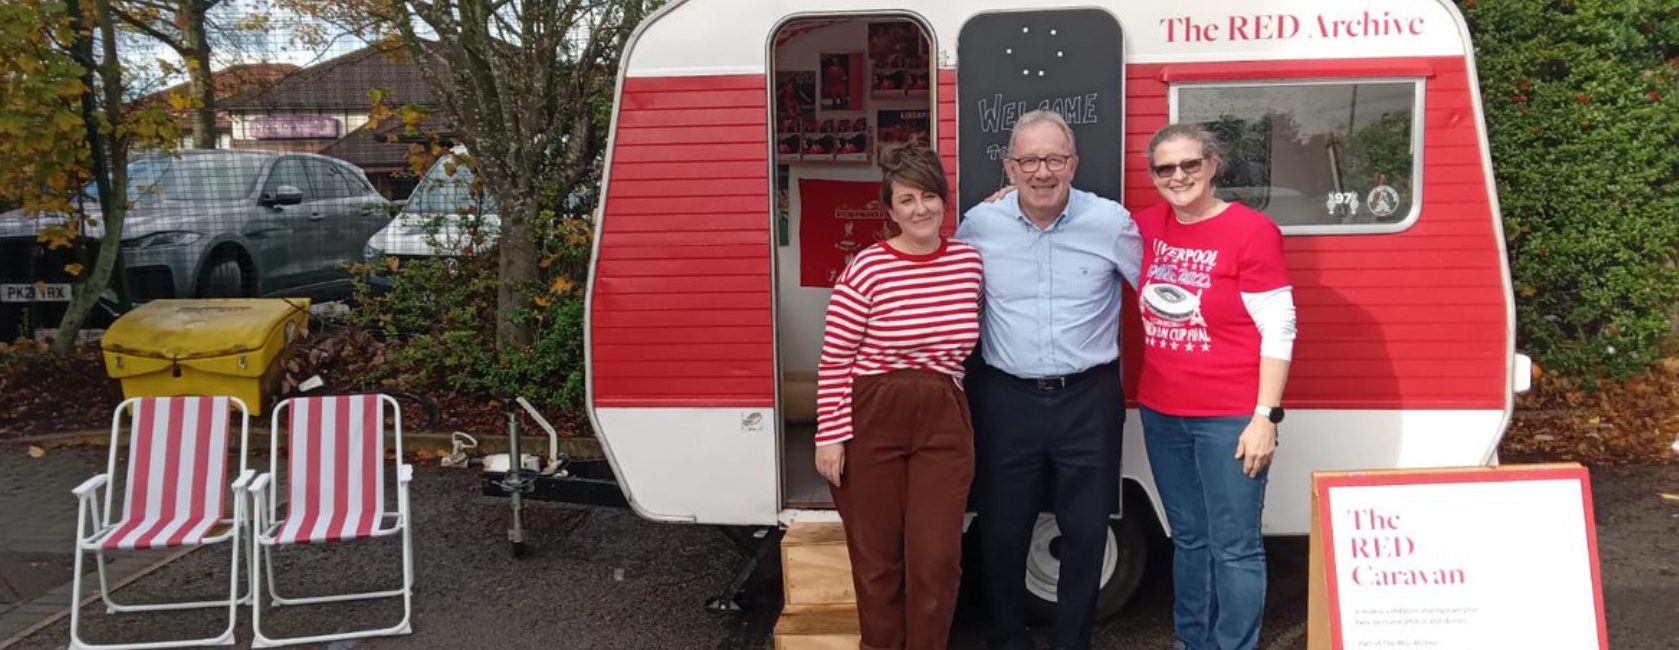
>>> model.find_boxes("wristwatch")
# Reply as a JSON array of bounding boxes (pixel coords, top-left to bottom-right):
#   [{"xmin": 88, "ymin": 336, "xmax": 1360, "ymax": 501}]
[{"xmin": 1255, "ymin": 405, "xmax": 1285, "ymax": 424}]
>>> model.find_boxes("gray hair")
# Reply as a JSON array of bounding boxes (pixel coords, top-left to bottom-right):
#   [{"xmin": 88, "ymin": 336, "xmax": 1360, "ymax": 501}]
[
  {"xmin": 1147, "ymin": 123, "xmax": 1226, "ymax": 165},
  {"xmin": 1008, "ymin": 109, "xmax": 1078, "ymax": 156}
]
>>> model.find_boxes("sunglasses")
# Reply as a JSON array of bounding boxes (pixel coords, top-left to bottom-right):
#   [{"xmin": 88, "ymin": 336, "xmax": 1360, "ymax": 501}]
[{"xmin": 1150, "ymin": 157, "xmax": 1206, "ymax": 179}]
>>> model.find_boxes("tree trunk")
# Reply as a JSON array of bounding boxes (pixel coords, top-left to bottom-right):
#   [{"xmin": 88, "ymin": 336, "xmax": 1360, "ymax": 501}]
[
  {"xmin": 181, "ymin": 0, "xmax": 216, "ymax": 148},
  {"xmin": 496, "ymin": 196, "xmax": 538, "ymax": 349},
  {"xmin": 54, "ymin": 0, "xmax": 130, "ymax": 355}
]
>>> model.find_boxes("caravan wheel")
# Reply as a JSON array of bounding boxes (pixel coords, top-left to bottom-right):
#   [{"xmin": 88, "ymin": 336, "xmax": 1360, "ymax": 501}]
[{"xmin": 1023, "ymin": 514, "xmax": 1148, "ymax": 623}]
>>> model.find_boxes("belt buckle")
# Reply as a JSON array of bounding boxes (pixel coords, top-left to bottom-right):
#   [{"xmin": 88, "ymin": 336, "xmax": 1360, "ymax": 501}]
[{"xmin": 1034, "ymin": 376, "xmax": 1068, "ymax": 391}]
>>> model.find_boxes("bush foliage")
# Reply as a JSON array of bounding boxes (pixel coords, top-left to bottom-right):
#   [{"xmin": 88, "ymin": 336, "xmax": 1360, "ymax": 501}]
[
  {"xmin": 1463, "ymin": 0, "xmax": 1679, "ymax": 377},
  {"xmin": 352, "ymin": 210, "xmax": 592, "ymax": 415}
]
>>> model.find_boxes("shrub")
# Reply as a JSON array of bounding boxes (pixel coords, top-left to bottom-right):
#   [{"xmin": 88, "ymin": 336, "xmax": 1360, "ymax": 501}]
[
  {"xmin": 351, "ymin": 209, "xmax": 592, "ymax": 415},
  {"xmin": 1463, "ymin": 0, "xmax": 1679, "ymax": 377}
]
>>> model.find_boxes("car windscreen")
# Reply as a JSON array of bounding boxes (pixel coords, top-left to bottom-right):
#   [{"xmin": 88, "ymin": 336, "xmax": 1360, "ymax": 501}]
[
  {"xmin": 405, "ymin": 158, "xmax": 497, "ymax": 215},
  {"xmin": 82, "ymin": 157, "xmax": 170, "ymax": 201},
  {"xmin": 156, "ymin": 155, "xmax": 266, "ymax": 200}
]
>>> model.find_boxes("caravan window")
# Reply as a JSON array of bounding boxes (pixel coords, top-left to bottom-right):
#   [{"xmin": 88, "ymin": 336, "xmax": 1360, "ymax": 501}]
[{"xmin": 1173, "ymin": 80, "xmax": 1421, "ymax": 230}]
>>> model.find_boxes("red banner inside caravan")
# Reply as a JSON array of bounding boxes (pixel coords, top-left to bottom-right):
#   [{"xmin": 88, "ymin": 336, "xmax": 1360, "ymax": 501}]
[{"xmin": 798, "ymin": 178, "xmax": 890, "ymax": 288}]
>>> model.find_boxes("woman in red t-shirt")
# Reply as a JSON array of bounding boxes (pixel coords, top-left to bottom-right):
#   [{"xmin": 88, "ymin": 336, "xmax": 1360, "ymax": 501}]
[{"xmin": 1134, "ymin": 124, "xmax": 1297, "ymax": 650}]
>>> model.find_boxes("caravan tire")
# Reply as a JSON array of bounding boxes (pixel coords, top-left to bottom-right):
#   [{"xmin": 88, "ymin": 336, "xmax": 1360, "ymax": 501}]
[{"xmin": 1022, "ymin": 514, "xmax": 1149, "ymax": 624}]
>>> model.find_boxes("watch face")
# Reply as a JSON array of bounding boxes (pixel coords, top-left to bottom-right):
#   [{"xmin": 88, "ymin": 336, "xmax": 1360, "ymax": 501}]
[{"xmin": 1268, "ymin": 407, "xmax": 1285, "ymax": 424}]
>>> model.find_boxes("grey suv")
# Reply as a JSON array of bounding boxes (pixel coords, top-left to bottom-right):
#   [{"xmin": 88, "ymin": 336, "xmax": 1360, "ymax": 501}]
[{"xmin": 0, "ymin": 150, "xmax": 391, "ymax": 336}]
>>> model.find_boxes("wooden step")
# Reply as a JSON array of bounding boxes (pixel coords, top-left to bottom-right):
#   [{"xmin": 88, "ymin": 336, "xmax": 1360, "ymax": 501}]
[
  {"xmin": 774, "ymin": 604, "xmax": 861, "ymax": 650},
  {"xmin": 781, "ymin": 522, "xmax": 855, "ymax": 606}
]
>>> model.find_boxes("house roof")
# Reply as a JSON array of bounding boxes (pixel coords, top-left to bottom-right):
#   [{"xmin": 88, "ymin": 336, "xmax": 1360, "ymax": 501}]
[
  {"xmin": 221, "ymin": 41, "xmax": 441, "ymax": 112},
  {"xmin": 318, "ymin": 114, "xmax": 456, "ymax": 171},
  {"xmin": 129, "ymin": 62, "xmax": 299, "ymax": 129}
]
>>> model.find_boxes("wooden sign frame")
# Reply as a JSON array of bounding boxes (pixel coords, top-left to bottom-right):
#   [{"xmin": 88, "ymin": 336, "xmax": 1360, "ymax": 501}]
[{"xmin": 1307, "ymin": 463, "xmax": 1608, "ymax": 650}]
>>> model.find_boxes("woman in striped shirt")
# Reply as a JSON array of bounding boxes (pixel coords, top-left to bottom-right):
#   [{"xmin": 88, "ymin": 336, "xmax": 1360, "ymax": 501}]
[{"xmin": 813, "ymin": 145, "xmax": 983, "ymax": 650}]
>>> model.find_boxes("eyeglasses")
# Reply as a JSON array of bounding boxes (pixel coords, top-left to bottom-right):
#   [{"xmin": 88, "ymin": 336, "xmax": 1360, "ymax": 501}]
[
  {"xmin": 1150, "ymin": 158, "xmax": 1205, "ymax": 179},
  {"xmin": 1009, "ymin": 154, "xmax": 1073, "ymax": 173}
]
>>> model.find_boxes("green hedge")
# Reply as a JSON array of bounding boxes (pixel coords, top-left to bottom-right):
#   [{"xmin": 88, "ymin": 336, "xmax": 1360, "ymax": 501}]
[{"xmin": 1463, "ymin": 0, "xmax": 1679, "ymax": 377}]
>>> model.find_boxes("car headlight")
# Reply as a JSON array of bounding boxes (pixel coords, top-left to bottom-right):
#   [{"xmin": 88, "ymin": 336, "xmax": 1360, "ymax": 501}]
[
  {"xmin": 364, "ymin": 244, "xmax": 384, "ymax": 262},
  {"xmin": 121, "ymin": 231, "xmax": 202, "ymax": 250}
]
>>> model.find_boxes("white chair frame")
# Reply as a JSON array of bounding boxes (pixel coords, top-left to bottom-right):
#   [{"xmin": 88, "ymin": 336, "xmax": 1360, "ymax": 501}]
[
  {"xmin": 68, "ymin": 396, "xmax": 253, "ymax": 650},
  {"xmin": 245, "ymin": 393, "xmax": 413, "ymax": 648}
]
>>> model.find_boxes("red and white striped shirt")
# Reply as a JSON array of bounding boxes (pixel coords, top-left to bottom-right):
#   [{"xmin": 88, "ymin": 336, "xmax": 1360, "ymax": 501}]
[{"xmin": 816, "ymin": 239, "xmax": 983, "ymax": 446}]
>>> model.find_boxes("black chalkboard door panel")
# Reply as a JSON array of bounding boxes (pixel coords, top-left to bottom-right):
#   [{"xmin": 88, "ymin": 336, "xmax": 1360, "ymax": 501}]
[{"xmin": 956, "ymin": 9, "xmax": 1125, "ymax": 216}]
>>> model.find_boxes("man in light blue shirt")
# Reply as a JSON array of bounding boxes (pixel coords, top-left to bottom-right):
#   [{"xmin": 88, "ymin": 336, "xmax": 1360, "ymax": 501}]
[{"xmin": 955, "ymin": 109, "xmax": 1142, "ymax": 650}]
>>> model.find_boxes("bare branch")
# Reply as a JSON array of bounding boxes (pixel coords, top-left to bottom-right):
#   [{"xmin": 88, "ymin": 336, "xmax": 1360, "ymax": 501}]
[{"xmin": 110, "ymin": 3, "xmax": 186, "ymax": 51}]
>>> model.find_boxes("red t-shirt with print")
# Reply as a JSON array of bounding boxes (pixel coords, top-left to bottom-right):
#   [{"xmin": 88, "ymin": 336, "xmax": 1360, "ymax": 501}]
[{"xmin": 1135, "ymin": 201, "xmax": 1290, "ymax": 416}]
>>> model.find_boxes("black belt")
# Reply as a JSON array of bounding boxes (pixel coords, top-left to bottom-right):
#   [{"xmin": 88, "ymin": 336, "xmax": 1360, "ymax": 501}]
[{"xmin": 992, "ymin": 361, "xmax": 1116, "ymax": 392}]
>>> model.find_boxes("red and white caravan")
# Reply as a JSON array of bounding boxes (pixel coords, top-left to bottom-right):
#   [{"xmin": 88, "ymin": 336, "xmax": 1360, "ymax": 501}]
[{"xmin": 585, "ymin": 0, "xmax": 1526, "ymax": 610}]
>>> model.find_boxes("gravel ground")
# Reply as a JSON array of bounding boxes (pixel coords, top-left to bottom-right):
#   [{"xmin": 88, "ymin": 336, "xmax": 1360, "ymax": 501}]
[{"xmin": 9, "ymin": 458, "xmax": 1675, "ymax": 649}]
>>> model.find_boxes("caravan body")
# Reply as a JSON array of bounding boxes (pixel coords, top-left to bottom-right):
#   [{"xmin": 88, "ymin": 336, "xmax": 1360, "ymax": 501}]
[{"xmin": 585, "ymin": 0, "xmax": 1519, "ymax": 536}]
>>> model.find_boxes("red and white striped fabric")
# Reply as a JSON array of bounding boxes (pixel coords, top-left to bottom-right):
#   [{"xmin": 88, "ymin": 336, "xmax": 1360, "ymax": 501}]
[
  {"xmin": 103, "ymin": 396, "xmax": 232, "ymax": 550},
  {"xmin": 815, "ymin": 240, "xmax": 983, "ymax": 446},
  {"xmin": 276, "ymin": 395, "xmax": 385, "ymax": 545}
]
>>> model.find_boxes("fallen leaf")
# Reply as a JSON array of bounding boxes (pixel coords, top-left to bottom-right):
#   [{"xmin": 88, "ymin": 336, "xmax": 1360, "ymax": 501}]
[
  {"xmin": 1662, "ymin": 494, "xmax": 1679, "ymax": 502},
  {"xmin": 27, "ymin": 445, "xmax": 45, "ymax": 458}
]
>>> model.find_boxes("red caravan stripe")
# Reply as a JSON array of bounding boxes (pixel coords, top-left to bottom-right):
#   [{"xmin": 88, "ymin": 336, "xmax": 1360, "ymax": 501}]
[
  {"xmin": 595, "ymin": 57, "xmax": 1506, "ymax": 410},
  {"xmin": 595, "ymin": 74, "xmax": 773, "ymax": 408},
  {"xmin": 1124, "ymin": 55, "xmax": 1503, "ymax": 410}
]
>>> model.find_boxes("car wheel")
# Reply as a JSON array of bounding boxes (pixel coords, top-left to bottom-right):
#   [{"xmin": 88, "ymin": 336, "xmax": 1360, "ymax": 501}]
[
  {"xmin": 198, "ymin": 255, "xmax": 246, "ymax": 298},
  {"xmin": 1022, "ymin": 513, "xmax": 1149, "ymax": 624}
]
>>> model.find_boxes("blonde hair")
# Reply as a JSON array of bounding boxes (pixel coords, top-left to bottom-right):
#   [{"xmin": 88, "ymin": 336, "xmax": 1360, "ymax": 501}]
[{"xmin": 1147, "ymin": 123, "xmax": 1226, "ymax": 166}]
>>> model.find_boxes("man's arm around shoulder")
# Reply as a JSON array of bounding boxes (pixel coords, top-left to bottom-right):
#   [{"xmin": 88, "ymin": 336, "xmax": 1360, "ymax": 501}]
[{"xmin": 1086, "ymin": 191, "xmax": 1144, "ymax": 290}]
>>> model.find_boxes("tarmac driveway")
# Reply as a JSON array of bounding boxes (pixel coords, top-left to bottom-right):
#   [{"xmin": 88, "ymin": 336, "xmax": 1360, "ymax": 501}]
[{"xmin": 2, "ymin": 444, "xmax": 1674, "ymax": 649}]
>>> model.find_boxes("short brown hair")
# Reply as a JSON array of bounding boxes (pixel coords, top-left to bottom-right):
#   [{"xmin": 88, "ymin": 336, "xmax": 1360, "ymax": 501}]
[{"xmin": 878, "ymin": 144, "xmax": 949, "ymax": 206}]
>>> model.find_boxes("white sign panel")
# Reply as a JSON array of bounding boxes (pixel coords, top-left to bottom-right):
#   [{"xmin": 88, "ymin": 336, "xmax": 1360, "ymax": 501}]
[{"xmin": 1318, "ymin": 467, "xmax": 1607, "ymax": 650}]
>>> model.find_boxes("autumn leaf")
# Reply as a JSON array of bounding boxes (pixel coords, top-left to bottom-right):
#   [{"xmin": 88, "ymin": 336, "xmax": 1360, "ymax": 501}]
[
  {"xmin": 532, "ymin": 294, "xmax": 551, "ymax": 308},
  {"xmin": 385, "ymin": 256, "xmax": 400, "ymax": 272},
  {"xmin": 64, "ymin": 262, "xmax": 83, "ymax": 276},
  {"xmin": 549, "ymin": 275, "xmax": 575, "ymax": 295},
  {"xmin": 52, "ymin": 111, "xmax": 82, "ymax": 131}
]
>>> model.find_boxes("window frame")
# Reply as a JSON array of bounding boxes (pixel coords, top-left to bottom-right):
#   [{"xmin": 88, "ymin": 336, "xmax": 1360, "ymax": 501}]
[
  {"xmin": 262, "ymin": 157, "xmax": 314, "ymax": 202},
  {"xmin": 306, "ymin": 160, "xmax": 356, "ymax": 199},
  {"xmin": 1168, "ymin": 77, "xmax": 1427, "ymax": 236}
]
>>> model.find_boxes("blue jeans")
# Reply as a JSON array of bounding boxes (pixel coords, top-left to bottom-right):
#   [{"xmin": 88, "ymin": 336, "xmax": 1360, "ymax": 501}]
[{"xmin": 1140, "ymin": 405, "xmax": 1269, "ymax": 650}]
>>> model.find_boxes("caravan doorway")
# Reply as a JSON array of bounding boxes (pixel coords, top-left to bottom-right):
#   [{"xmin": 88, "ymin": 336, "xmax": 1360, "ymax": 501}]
[{"xmin": 769, "ymin": 14, "xmax": 937, "ymax": 509}]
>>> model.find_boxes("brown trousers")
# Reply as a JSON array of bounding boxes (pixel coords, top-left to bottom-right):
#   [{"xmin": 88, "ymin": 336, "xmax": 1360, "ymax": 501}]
[{"xmin": 831, "ymin": 370, "xmax": 976, "ymax": 650}]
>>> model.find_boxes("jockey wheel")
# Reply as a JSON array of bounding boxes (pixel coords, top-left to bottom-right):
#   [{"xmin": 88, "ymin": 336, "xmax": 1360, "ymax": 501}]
[{"xmin": 497, "ymin": 406, "xmax": 539, "ymax": 557}]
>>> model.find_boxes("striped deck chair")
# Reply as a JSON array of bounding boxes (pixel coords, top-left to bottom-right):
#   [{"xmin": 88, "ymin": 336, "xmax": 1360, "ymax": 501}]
[
  {"xmin": 69, "ymin": 396, "xmax": 253, "ymax": 650},
  {"xmin": 246, "ymin": 393, "xmax": 413, "ymax": 648}
]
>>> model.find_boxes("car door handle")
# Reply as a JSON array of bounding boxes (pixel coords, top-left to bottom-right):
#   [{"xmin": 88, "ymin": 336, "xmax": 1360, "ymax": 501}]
[{"xmin": 309, "ymin": 213, "xmax": 324, "ymax": 220}]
